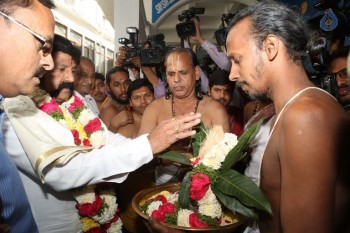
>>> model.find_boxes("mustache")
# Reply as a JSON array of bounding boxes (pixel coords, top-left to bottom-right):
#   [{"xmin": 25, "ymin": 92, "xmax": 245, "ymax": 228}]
[
  {"xmin": 34, "ymin": 66, "xmax": 46, "ymax": 78},
  {"xmin": 49, "ymin": 82, "xmax": 74, "ymax": 98}
]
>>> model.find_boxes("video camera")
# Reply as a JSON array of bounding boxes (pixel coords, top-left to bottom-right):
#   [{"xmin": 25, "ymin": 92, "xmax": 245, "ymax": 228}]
[
  {"xmin": 215, "ymin": 13, "xmax": 235, "ymax": 47},
  {"xmin": 140, "ymin": 33, "xmax": 167, "ymax": 66},
  {"xmin": 176, "ymin": 7, "xmax": 205, "ymax": 38},
  {"xmin": 118, "ymin": 27, "xmax": 167, "ymax": 67},
  {"xmin": 303, "ymin": 36, "xmax": 338, "ymax": 99}
]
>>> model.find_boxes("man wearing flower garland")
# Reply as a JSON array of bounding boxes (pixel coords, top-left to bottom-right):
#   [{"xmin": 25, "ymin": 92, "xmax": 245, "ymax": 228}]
[
  {"xmin": 226, "ymin": 1, "xmax": 350, "ymax": 233},
  {"xmin": 0, "ymin": 0, "xmax": 55, "ymax": 232},
  {"xmin": 3, "ymin": 35, "xmax": 201, "ymax": 232}
]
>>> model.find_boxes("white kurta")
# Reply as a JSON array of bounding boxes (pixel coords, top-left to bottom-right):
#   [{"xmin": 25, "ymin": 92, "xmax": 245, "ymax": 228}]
[{"xmin": 2, "ymin": 95, "xmax": 154, "ymax": 232}]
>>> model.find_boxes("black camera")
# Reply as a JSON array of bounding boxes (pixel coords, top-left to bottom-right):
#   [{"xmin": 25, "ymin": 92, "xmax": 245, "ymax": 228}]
[
  {"xmin": 215, "ymin": 13, "xmax": 235, "ymax": 46},
  {"xmin": 139, "ymin": 33, "xmax": 166, "ymax": 66},
  {"xmin": 176, "ymin": 7, "xmax": 205, "ymax": 38},
  {"xmin": 118, "ymin": 27, "xmax": 144, "ymax": 67},
  {"xmin": 303, "ymin": 36, "xmax": 338, "ymax": 99}
]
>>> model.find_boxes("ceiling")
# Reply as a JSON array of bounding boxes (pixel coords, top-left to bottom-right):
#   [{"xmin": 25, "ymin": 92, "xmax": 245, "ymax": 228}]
[{"xmin": 97, "ymin": 0, "xmax": 257, "ymax": 45}]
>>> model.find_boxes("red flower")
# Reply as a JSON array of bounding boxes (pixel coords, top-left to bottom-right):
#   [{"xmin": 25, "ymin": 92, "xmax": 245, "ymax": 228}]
[
  {"xmin": 158, "ymin": 202, "xmax": 176, "ymax": 214},
  {"xmin": 190, "ymin": 173, "xmax": 211, "ymax": 200},
  {"xmin": 85, "ymin": 227, "xmax": 102, "ymax": 233},
  {"xmin": 40, "ymin": 98, "xmax": 62, "ymax": 115},
  {"xmin": 154, "ymin": 195, "xmax": 167, "ymax": 204},
  {"xmin": 71, "ymin": 129, "xmax": 81, "ymax": 145},
  {"xmin": 76, "ymin": 195, "xmax": 103, "ymax": 217},
  {"xmin": 84, "ymin": 118, "xmax": 102, "ymax": 133},
  {"xmin": 151, "ymin": 209, "xmax": 166, "ymax": 223},
  {"xmin": 68, "ymin": 96, "xmax": 84, "ymax": 112},
  {"xmin": 191, "ymin": 157, "xmax": 201, "ymax": 166},
  {"xmin": 189, "ymin": 213, "xmax": 209, "ymax": 228},
  {"xmin": 83, "ymin": 139, "xmax": 92, "ymax": 147},
  {"xmin": 104, "ymin": 210, "xmax": 120, "ymax": 230}
]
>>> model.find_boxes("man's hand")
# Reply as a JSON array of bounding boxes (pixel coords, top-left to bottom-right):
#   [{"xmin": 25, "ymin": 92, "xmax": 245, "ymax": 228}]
[
  {"xmin": 109, "ymin": 110, "xmax": 133, "ymax": 132},
  {"xmin": 190, "ymin": 19, "xmax": 205, "ymax": 45},
  {"xmin": 148, "ymin": 113, "xmax": 201, "ymax": 154}
]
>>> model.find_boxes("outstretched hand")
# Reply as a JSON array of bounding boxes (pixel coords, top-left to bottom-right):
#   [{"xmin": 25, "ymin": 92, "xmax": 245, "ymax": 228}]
[{"xmin": 148, "ymin": 113, "xmax": 201, "ymax": 154}]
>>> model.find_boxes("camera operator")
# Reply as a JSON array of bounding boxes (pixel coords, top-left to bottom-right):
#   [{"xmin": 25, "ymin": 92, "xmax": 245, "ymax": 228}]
[
  {"xmin": 329, "ymin": 46, "xmax": 350, "ymax": 115},
  {"xmin": 188, "ymin": 19, "xmax": 231, "ymax": 72},
  {"xmin": 115, "ymin": 45, "xmax": 166, "ymax": 99}
]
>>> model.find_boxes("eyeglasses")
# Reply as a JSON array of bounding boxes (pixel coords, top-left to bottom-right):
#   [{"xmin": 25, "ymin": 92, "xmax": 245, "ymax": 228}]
[
  {"xmin": 0, "ymin": 11, "xmax": 52, "ymax": 57},
  {"xmin": 331, "ymin": 68, "xmax": 348, "ymax": 80}
]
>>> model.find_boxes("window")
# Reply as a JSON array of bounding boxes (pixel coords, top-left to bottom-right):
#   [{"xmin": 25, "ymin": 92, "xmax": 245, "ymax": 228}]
[
  {"xmin": 69, "ymin": 30, "xmax": 82, "ymax": 51},
  {"xmin": 83, "ymin": 37, "xmax": 94, "ymax": 61},
  {"xmin": 55, "ymin": 22, "xmax": 67, "ymax": 37}
]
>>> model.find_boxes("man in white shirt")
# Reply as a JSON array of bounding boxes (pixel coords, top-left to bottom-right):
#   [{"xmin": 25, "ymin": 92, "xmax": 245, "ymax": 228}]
[
  {"xmin": 3, "ymin": 35, "xmax": 201, "ymax": 232},
  {"xmin": 74, "ymin": 56, "xmax": 100, "ymax": 116}
]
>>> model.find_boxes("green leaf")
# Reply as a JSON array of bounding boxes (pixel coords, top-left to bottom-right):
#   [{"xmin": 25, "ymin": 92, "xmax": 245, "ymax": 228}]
[
  {"xmin": 159, "ymin": 151, "xmax": 191, "ymax": 165},
  {"xmin": 191, "ymin": 122, "xmax": 207, "ymax": 158},
  {"xmin": 215, "ymin": 169, "xmax": 272, "ymax": 215},
  {"xmin": 221, "ymin": 119, "xmax": 263, "ymax": 169},
  {"xmin": 211, "ymin": 185, "xmax": 257, "ymax": 218},
  {"xmin": 178, "ymin": 171, "xmax": 192, "ymax": 208}
]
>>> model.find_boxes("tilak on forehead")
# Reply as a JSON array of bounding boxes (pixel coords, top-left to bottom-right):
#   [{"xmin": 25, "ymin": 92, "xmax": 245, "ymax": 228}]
[{"xmin": 169, "ymin": 52, "xmax": 184, "ymax": 72}]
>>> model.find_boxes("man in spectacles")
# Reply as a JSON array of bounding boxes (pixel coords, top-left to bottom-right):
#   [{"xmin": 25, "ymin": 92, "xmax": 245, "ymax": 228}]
[
  {"xmin": 329, "ymin": 46, "xmax": 350, "ymax": 114},
  {"xmin": 0, "ymin": 0, "xmax": 55, "ymax": 232}
]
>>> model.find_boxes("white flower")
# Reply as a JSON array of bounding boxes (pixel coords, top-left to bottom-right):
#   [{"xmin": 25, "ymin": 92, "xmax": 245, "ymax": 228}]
[
  {"xmin": 166, "ymin": 192, "xmax": 179, "ymax": 204},
  {"xmin": 146, "ymin": 201, "xmax": 163, "ymax": 216},
  {"xmin": 73, "ymin": 185, "xmax": 96, "ymax": 203},
  {"xmin": 198, "ymin": 202, "xmax": 222, "ymax": 218},
  {"xmin": 198, "ymin": 187, "xmax": 217, "ymax": 205},
  {"xmin": 200, "ymin": 133, "xmax": 238, "ymax": 170},
  {"xmin": 90, "ymin": 131, "xmax": 105, "ymax": 148},
  {"xmin": 93, "ymin": 190, "xmax": 118, "ymax": 224},
  {"xmin": 198, "ymin": 187, "xmax": 222, "ymax": 218},
  {"xmin": 177, "ymin": 209, "xmax": 194, "ymax": 227},
  {"xmin": 107, "ymin": 218, "xmax": 123, "ymax": 233},
  {"xmin": 79, "ymin": 109, "xmax": 93, "ymax": 125}
]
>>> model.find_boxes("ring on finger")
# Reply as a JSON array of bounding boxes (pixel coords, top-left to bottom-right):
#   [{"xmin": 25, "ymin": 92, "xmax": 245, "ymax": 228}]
[
  {"xmin": 172, "ymin": 118, "xmax": 180, "ymax": 132},
  {"xmin": 175, "ymin": 133, "xmax": 180, "ymax": 139}
]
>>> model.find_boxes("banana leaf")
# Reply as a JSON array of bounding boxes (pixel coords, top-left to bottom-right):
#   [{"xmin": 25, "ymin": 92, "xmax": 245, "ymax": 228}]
[
  {"xmin": 214, "ymin": 169, "xmax": 272, "ymax": 215},
  {"xmin": 221, "ymin": 119, "xmax": 263, "ymax": 169},
  {"xmin": 178, "ymin": 171, "xmax": 192, "ymax": 208},
  {"xmin": 211, "ymin": 185, "xmax": 257, "ymax": 218},
  {"xmin": 159, "ymin": 150, "xmax": 191, "ymax": 165}
]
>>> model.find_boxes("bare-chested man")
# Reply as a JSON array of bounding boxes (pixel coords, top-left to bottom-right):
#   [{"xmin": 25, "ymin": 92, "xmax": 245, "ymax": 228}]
[
  {"xmin": 116, "ymin": 78, "xmax": 154, "ymax": 138},
  {"xmin": 99, "ymin": 66, "xmax": 133, "ymax": 130},
  {"xmin": 226, "ymin": 1, "xmax": 350, "ymax": 233},
  {"xmin": 139, "ymin": 47, "xmax": 229, "ymax": 184}
]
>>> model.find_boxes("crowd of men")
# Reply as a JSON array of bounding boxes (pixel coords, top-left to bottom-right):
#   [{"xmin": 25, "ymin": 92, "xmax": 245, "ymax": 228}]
[{"xmin": 0, "ymin": 1, "xmax": 350, "ymax": 233}]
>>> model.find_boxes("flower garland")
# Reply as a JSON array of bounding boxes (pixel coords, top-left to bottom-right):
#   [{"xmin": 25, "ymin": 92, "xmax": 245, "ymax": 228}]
[{"xmin": 39, "ymin": 94, "xmax": 123, "ymax": 233}]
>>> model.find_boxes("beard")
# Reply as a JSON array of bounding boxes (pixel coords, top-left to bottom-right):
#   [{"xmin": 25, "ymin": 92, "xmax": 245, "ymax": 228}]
[
  {"xmin": 243, "ymin": 53, "xmax": 270, "ymax": 101},
  {"xmin": 49, "ymin": 82, "xmax": 74, "ymax": 99},
  {"xmin": 108, "ymin": 91, "xmax": 129, "ymax": 104}
]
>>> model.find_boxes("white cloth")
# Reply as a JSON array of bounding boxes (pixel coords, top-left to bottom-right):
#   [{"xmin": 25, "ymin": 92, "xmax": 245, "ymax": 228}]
[
  {"xmin": 74, "ymin": 91, "xmax": 100, "ymax": 116},
  {"xmin": 244, "ymin": 117, "xmax": 274, "ymax": 186},
  {"xmin": 2, "ymin": 95, "xmax": 154, "ymax": 232}
]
